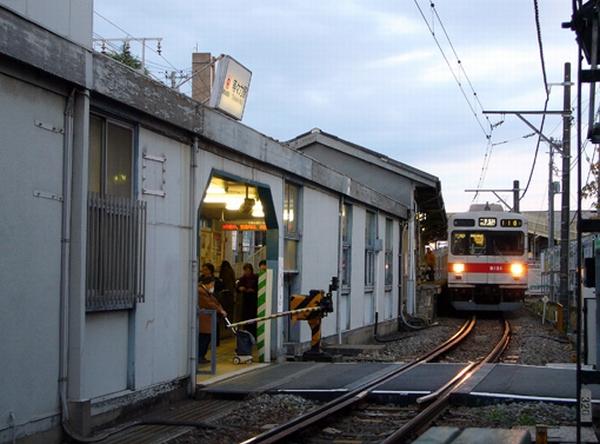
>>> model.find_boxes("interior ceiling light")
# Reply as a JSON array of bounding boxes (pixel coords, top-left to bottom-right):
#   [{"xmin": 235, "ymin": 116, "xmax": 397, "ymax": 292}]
[{"xmin": 252, "ymin": 200, "xmax": 264, "ymax": 218}]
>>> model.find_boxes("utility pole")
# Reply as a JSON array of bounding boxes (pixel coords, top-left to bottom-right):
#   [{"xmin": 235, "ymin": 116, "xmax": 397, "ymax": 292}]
[
  {"xmin": 559, "ymin": 62, "xmax": 572, "ymax": 333},
  {"xmin": 513, "ymin": 180, "xmax": 520, "ymax": 213}
]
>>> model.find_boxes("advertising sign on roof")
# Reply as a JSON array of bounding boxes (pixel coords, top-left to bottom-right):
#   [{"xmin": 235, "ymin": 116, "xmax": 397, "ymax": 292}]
[{"xmin": 209, "ymin": 55, "xmax": 252, "ymax": 121}]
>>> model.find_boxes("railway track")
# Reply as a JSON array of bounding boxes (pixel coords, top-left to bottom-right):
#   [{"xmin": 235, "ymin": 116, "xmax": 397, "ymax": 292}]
[
  {"xmin": 241, "ymin": 317, "xmax": 482, "ymax": 444},
  {"xmin": 381, "ymin": 318, "xmax": 511, "ymax": 443}
]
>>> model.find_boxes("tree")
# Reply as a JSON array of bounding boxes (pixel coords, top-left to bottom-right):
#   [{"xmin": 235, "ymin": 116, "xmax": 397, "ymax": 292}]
[
  {"xmin": 582, "ymin": 161, "xmax": 599, "ymax": 209},
  {"xmin": 108, "ymin": 43, "xmax": 148, "ymax": 75}
]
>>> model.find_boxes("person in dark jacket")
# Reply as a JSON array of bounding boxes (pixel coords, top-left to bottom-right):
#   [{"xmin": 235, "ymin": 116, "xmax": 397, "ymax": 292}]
[
  {"xmin": 236, "ymin": 263, "xmax": 258, "ymax": 338},
  {"xmin": 218, "ymin": 260, "xmax": 236, "ymax": 322},
  {"xmin": 198, "ymin": 278, "xmax": 226, "ymax": 364}
]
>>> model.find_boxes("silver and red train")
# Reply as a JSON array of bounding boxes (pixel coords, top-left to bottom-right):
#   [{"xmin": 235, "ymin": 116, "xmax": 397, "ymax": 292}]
[{"xmin": 445, "ymin": 204, "xmax": 527, "ymax": 311}]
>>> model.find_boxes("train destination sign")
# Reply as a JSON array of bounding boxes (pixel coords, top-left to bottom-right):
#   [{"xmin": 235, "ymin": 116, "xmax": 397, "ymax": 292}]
[
  {"xmin": 500, "ymin": 219, "xmax": 523, "ymax": 227},
  {"xmin": 478, "ymin": 217, "xmax": 497, "ymax": 227},
  {"xmin": 453, "ymin": 218, "xmax": 475, "ymax": 227}
]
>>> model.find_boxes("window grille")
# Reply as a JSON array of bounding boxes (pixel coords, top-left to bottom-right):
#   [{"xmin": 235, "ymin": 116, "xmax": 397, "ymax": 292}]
[
  {"xmin": 364, "ymin": 211, "xmax": 377, "ymax": 289},
  {"xmin": 86, "ymin": 193, "xmax": 147, "ymax": 311},
  {"xmin": 341, "ymin": 204, "xmax": 352, "ymax": 290},
  {"xmin": 385, "ymin": 219, "xmax": 393, "ymax": 287}
]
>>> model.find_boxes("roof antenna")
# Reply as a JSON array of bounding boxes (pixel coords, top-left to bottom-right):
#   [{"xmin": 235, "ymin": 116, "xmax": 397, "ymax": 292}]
[{"xmin": 484, "ymin": 201, "xmax": 491, "ymax": 211}]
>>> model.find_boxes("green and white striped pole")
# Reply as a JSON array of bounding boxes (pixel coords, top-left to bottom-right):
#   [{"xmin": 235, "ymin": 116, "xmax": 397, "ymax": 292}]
[{"xmin": 257, "ymin": 270, "xmax": 271, "ymax": 362}]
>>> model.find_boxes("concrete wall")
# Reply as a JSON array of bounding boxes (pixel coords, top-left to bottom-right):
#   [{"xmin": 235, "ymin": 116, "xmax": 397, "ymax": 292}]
[
  {"xmin": 0, "ymin": 73, "xmax": 65, "ymax": 435},
  {"xmin": 0, "ymin": 0, "xmax": 93, "ymax": 48},
  {"xmin": 134, "ymin": 129, "xmax": 191, "ymax": 388},
  {"xmin": 298, "ymin": 186, "xmax": 340, "ymax": 341},
  {"xmin": 300, "ymin": 143, "xmax": 413, "ymax": 207},
  {"xmin": 350, "ymin": 206, "xmax": 367, "ymax": 330}
]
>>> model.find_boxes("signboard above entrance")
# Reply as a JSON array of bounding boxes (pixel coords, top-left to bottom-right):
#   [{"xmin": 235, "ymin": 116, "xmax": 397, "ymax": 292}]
[
  {"xmin": 222, "ymin": 222, "xmax": 267, "ymax": 231},
  {"xmin": 209, "ymin": 55, "xmax": 252, "ymax": 121}
]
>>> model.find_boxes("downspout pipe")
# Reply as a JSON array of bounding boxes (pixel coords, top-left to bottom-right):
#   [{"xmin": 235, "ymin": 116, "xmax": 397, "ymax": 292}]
[
  {"xmin": 188, "ymin": 137, "xmax": 199, "ymax": 394},
  {"xmin": 59, "ymin": 89, "xmax": 76, "ymax": 423},
  {"xmin": 336, "ymin": 196, "xmax": 344, "ymax": 344}
]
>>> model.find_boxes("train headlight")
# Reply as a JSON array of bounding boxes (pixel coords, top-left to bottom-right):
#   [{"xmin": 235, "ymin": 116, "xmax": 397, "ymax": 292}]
[
  {"xmin": 452, "ymin": 263, "xmax": 465, "ymax": 274},
  {"xmin": 510, "ymin": 263, "xmax": 524, "ymax": 278}
]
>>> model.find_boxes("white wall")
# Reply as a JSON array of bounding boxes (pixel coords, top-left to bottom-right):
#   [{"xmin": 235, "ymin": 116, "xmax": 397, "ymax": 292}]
[
  {"xmin": 0, "ymin": 73, "xmax": 65, "ymax": 434},
  {"xmin": 298, "ymin": 187, "xmax": 340, "ymax": 341},
  {"xmin": 0, "ymin": 0, "xmax": 93, "ymax": 48},
  {"xmin": 131, "ymin": 129, "xmax": 190, "ymax": 389},
  {"xmin": 349, "ymin": 206, "xmax": 366, "ymax": 329}
]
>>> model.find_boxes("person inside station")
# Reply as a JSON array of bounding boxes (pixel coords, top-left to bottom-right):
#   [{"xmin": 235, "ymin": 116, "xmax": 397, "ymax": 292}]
[
  {"xmin": 258, "ymin": 259, "xmax": 267, "ymax": 273},
  {"xmin": 236, "ymin": 263, "xmax": 258, "ymax": 338},
  {"xmin": 201, "ymin": 262, "xmax": 224, "ymax": 344},
  {"xmin": 218, "ymin": 260, "xmax": 236, "ymax": 322},
  {"xmin": 424, "ymin": 246, "xmax": 436, "ymax": 282},
  {"xmin": 197, "ymin": 277, "xmax": 226, "ymax": 365}
]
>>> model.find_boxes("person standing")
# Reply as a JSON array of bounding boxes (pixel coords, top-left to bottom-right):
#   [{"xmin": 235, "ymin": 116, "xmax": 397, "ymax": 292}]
[
  {"xmin": 198, "ymin": 278, "xmax": 226, "ymax": 365},
  {"xmin": 424, "ymin": 247, "xmax": 436, "ymax": 282},
  {"xmin": 218, "ymin": 260, "xmax": 236, "ymax": 322},
  {"xmin": 237, "ymin": 263, "xmax": 258, "ymax": 338},
  {"xmin": 258, "ymin": 259, "xmax": 267, "ymax": 273}
]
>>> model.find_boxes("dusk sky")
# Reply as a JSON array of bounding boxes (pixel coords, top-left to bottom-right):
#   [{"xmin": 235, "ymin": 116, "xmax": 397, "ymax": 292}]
[{"xmin": 93, "ymin": 1, "xmax": 591, "ymax": 212}]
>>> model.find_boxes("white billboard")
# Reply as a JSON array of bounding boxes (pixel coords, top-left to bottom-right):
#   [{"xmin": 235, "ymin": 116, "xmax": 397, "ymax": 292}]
[{"xmin": 209, "ymin": 55, "xmax": 252, "ymax": 121}]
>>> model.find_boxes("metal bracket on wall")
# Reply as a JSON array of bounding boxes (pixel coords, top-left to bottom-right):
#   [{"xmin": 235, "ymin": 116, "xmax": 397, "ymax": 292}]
[
  {"xmin": 142, "ymin": 151, "xmax": 167, "ymax": 197},
  {"xmin": 33, "ymin": 190, "xmax": 63, "ymax": 202},
  {"xmin": 34, "ymin": 120, "xmax": 64, "ymax": 134}
]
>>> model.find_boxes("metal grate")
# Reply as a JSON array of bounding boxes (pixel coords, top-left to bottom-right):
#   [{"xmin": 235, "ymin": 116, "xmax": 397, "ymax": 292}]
[{"xmin": 86, "ymin": 193, "xmax": 147, "ymax": 312}]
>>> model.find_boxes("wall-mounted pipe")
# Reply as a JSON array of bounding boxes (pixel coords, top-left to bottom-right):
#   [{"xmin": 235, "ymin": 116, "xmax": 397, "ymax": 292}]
[
  {"xmin": 336, "ymin": 196, "xmax": 344, "ymax": 344},
  {"xmin": 188, "ymin": 137, "xmax": 199, "ymax": 394},
  {"xmin": 59, "ymin": 88, "xmax": 76, "ymax": 424}
]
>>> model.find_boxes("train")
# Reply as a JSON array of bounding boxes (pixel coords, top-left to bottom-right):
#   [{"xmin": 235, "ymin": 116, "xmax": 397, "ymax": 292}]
[{"xmin": 441, "ymin": 203, "xmax": 528, "ymax": 311}]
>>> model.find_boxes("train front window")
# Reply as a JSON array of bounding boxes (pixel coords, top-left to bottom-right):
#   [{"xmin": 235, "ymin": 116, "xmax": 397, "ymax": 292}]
[
  {"xmin": 488, "ymin": 232, "xmax": 524, "ymax": 256},
  {"xmin": 451, "ymin": 231, "xmax": 486, "ymax": 255},
  {"xmin": 451, "ymin": 231, "xmax": 523, "ymax": 256}
]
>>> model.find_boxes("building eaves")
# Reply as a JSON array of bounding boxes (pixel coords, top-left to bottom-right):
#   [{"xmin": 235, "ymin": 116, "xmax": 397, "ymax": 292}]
[{"xmin": 288, "ymin": 128, "xmax": 440, "ymax": 188}]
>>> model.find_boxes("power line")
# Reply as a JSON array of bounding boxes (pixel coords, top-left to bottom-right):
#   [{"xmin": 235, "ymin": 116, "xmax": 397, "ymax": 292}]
[
  {"xmin": 519, "ymin": 0, "xmax": 550, "ymax": 201},
  {"xmin": 429, "ymin": 2, "xmax": 494, "ymax": 133},
  {"xmin": 412, "ymin": 0, "xmax": 492, "ymax": 140},
  {"xmin": 94, "ymin": 10, "xmax": 179, "ymax": 72},
  {"xmin": 533, "ymin": 0, "xmax": 549, "ymax": 95}
]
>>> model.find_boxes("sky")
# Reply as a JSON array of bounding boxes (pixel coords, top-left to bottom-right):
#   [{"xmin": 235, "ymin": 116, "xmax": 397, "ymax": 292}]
[{"xmin": 93, "ymin": 0, "xmax": 594, "ymax": 213}]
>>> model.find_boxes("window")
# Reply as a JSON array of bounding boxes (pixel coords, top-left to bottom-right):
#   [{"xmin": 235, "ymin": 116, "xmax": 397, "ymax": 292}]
[
  {"xmin": 451, "ymin": 231, "xmax": 524, "ymax": 256},
  {"xmin": 341, "ymin": 204, "xmax": 352, "ymax": 290},
  {"xmin": 365, "ymin": 211, "xmax": 377, "ymax": 289},
  {"xmin": 385, "ymin": 219, "xmax": 393, "ymax": 287},
  {"xmin": 284, "ymin": 182, "xmax": 301, "ymax": 272},
  {"xmin": 86, "ymin": 115, "xmax": 146, "ymax": 312}
]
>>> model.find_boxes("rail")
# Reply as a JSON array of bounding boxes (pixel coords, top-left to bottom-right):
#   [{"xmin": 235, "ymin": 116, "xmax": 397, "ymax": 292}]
[
  {"xmin": 240, "ymin": 316, "xmax": 477, "ymax": 444},
  {"xmin": 381, "ymin": 319, "xmax": 511, "ymax": 443}
]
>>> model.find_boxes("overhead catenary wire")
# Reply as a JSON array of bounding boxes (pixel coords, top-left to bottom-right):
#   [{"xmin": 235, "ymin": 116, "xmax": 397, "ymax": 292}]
[
  {"xmin": 429, "ymin": 2, "xmax": 494, "ymax": 133},
  {"xmin": 413, "ymin": 0, "xmax": 492, "ymax": 140},
  {"xmin": 94, "ymin": 10, "xmax": 180, "ymax": 72},
  {"xmin": 519, "ymin": 0, "xmax": 550, "ymax": 201}
]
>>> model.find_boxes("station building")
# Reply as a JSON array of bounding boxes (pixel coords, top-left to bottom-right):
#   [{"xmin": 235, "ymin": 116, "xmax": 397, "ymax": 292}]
[{"xmin": 0, "ymin": 2, "xmax": 445, "ymax": 442}]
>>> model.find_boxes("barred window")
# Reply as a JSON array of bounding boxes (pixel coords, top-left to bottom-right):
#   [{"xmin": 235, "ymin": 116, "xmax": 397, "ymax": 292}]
[
  {"xmin": 86, "ymin": 115, "xmax": 146, "ymax": 311},
  {"xmin": 385, "ymin": 218, "xmax": 393, "ymax": 287},
  {"xmin": 341, "ymin": 204, "xmax": 352, "ymax": 290},
  {"xmin": 365, "ymin": 211, "xmax": 377, "ymax": 289},
  {"xmin": 284, "ymin": 182, "xmax": 301, "ymax": 273}
]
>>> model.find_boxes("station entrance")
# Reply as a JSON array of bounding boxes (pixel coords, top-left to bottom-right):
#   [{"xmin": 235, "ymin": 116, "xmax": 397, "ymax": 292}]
[{"xmin": 197, "ymin": 172, "xmax": 278, "ymax": 378}]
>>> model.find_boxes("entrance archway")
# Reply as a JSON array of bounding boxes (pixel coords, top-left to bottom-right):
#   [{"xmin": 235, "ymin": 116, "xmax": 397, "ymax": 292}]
[{"xmin": 196, "ymin": 170, "xmax": 278, "ymax": 376}]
